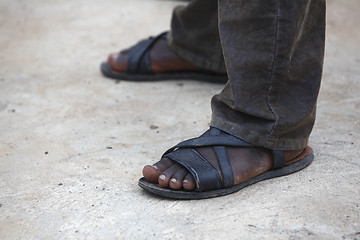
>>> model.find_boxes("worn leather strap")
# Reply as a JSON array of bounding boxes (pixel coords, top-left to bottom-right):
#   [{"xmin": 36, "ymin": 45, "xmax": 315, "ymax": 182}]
[
  {"xmin": 163, "ymin": 127, "xmax": 285, "ymax": 191},
  {"xmin": 271, "ymin": 149, "xmax": 285, "ymax": 169},
  {"xmin": 209, "ymin": 128, "xmax": 234, "ymax": 188},
  {"xmin": 165, "ymin": 135, "xmax": 254, "ymax": 152},
  {"xmin": 164, "ymin": 148, "xmax": 222, "ymax": 191},
  {"xmin": 126, "ymin": 32, "xmax": 168, "ymax": 74}
]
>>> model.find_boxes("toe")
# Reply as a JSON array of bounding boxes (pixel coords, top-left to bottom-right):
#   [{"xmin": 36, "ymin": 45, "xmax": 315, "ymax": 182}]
[
  {"xmin": 142, "ymin": 158, "xmax": 173, "ymax": 183},
  {"xmin": 142, "ymin": 165, "xmax": 162, "ymax": 183},
  {"xmin": 158, "ymin": 163, "xmax": 182, "ymax": 188},
  {"xmin": 183, "ymin": 173, "xmax": 196, "ymax": 190},
  {"xmin": 169, "ymin": 168, "xmax": 187, "ymax": 190},
  {"xmin": 107, "ymin": 52, "xmax": 128, "ymax": 72}
]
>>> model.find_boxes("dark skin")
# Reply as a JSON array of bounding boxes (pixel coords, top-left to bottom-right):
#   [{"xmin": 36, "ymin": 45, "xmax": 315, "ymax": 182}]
[
  {"xmin": 107, "ymin": 40, "xmax": 304, "ymax": 190},
  {"xmin": 108, "ymin": 38, "xmax": 202, "ymax": 74}
]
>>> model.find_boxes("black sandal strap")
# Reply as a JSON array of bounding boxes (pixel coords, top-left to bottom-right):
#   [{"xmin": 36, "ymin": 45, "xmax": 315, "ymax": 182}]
[
  {"xmin": 164, "ymin": 148, "xmax": 222, "ymax": 191},
  {"xmin": 126, "ymin": 32, "xmax": 168, "ymax": 74},
  {"xmin": 272, "ymin": 150, "xmax": 285, "ymax": 169},
  {"xmin": 165, "ymin": 135, "xmax": 253, "ymax": 152},
  {"xmin": 213, "ymin": 146, "xmax": 233, "ymax": 188},
  {"xmin": 209, "ymin": 128, "xmax": 234, "ymax": 188},
  {"xmin": 162, "ymin": 128, "xmax": 253, "ymax": 191},
  {"xmin": 163, "ymin": 127, "xmax": 286, "ymax": 191}
]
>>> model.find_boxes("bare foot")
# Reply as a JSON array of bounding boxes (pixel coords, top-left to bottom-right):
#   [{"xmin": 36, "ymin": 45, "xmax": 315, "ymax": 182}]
[
  {"xmin": 107, "ymin": 36, "xmax": 202, "ymax": 74},
  {"xmin": 142, "ymin": 129, "xmax": 303, "ymax": 191}
]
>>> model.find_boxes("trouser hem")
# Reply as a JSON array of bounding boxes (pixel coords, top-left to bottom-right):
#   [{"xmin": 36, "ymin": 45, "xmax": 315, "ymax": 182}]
[{"xmin": 210, "ymin": 117, "xmax": 309, "ymax": 150}]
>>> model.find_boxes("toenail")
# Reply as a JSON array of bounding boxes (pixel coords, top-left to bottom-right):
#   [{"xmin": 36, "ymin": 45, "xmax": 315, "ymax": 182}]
[
  {"xmin": 151, "ymin": 165, "xmax": 158, "ymax": 170},
  {"xmin": 171, "ymin": 178, "xmax": 177, "ymax": 183},
  {"xmin": 183, "ymin": 179, "xmax": 189, "ymax": 184},
  {"xmin": 159, "ymin": 175, "xmax": 166, "ymax": 181}
]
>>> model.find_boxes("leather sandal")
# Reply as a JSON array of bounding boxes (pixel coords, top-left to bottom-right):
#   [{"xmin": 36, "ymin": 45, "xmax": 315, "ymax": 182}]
[
  {"xmin": 101, "ymin": 32, "xmax": 228, "ymax": 83},
  {"xmin": 138, "ymin": 127, "xmax": 314, "ymax": 200}
]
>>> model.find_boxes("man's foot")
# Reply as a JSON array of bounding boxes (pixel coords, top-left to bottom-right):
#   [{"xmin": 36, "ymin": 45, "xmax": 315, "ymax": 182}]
[
  {"xmin": 101, "ymin": 32, "xmax": 228, "ymax": 83},
  {"xmin": 142, "ymin": 129, "xmax": 304, "ymax": 191},
  {"xmin": 107, "ymin": 35, "xmax": 201, "ymax": 74}
]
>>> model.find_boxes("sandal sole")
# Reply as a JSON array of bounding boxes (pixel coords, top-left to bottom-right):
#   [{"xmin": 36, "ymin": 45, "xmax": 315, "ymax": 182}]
[
  {"xmin": 138, "ymin": 148, "xmax": 314, "ymax": 200},
  {"xmin": 100, "ymin": 62, "xmax": 228, "ymax": 84}
]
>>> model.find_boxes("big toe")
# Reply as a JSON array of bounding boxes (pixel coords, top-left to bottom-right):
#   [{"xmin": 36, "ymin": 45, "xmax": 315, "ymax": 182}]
[
  {"xmin": 142, "ymin": 165, "xmax": 162, "ymax": 183},
  {"xmin": 142, "ymin": 158, "xmax": 197, "ymax": 191},
  {"xmin": 142, "ymin": 158, "xmax": 174, "ymax": 183},
  {"xmin": 107, "ymin": 52, "xmax": 128, "ymax": 72}
]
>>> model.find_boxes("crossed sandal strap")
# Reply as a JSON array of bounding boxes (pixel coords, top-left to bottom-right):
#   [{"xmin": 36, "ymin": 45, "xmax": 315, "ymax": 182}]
[
  {"xmin": 165, "ymin": 148, "xmax": 222, "ymax": 191},
  {"xmin": 126, "ymin": 32, "xmax": 168, "ymax": 74},
  {"xmin": 209, "ymin": 128, "xmax": 234, "ymax": 188},
  {"xmin": 163, "ymin": 127, "xmax": 287, "ymax": 191}
]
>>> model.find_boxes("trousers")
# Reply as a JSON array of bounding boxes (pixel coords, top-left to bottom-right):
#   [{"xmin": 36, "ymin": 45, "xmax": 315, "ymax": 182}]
[{"xmin": 168, "ymin": 0, "xmax": 326, "ymax": 150}]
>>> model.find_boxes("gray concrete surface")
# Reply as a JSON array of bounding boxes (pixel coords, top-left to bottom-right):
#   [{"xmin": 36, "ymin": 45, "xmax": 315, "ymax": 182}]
[{"xmin": 0, "ymin": 0, "xmax": 359, "ymax": 239}]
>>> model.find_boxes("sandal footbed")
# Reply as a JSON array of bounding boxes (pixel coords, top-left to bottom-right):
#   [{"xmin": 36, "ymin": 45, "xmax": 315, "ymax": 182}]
[{"xmin": 100, "ymin": 62, "xmax": 228, "ymax": 83}]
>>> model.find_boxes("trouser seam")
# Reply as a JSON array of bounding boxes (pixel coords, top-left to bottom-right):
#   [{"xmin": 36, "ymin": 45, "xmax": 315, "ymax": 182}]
[{"xmin": 265, "ymin": 1, "xmax": 280, "ymax": 146}]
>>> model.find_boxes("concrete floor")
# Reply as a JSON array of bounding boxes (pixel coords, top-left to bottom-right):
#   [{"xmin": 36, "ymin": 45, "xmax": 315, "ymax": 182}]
[{"xmin": 0, "ymin": 0, "xmax": 359, "ymax": 239}]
